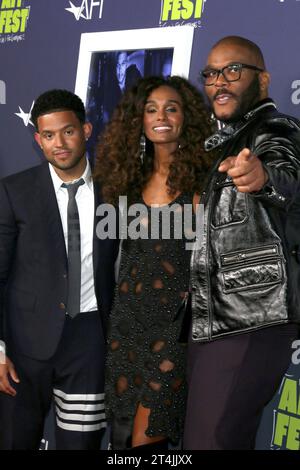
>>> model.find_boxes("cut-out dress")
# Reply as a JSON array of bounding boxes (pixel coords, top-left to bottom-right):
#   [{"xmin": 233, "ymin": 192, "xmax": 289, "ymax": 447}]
[{"xmin": 105, "ymin": 193, "xmax": 194, "ymax": 443}]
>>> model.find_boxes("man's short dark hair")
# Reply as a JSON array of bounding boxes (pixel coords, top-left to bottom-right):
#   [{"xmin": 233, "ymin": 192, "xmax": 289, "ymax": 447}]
[{"xmin": 31, "ymin": 89, "xmax": 86, "ymax": 129}]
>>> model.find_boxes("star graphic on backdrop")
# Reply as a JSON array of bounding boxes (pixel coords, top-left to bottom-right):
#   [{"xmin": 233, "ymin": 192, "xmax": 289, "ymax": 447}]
[
  {"xmin": 65, "ymin": 1, "xmax": 84, "ymax": 20},
  {"xmin": 15, "ymin": 102, "xmax": 34, "ymax": 127}
]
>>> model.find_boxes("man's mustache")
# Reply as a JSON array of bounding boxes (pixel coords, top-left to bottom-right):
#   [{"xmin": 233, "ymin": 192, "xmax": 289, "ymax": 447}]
[{"xmin": 213, "ymin": 89, "xmax": 236, "ymax": 100}]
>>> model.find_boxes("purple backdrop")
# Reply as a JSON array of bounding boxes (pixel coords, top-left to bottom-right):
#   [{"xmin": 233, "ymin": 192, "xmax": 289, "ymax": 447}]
[{"xmin": 1, "ymin": 0, "xmax": 299, "ymax": 450}]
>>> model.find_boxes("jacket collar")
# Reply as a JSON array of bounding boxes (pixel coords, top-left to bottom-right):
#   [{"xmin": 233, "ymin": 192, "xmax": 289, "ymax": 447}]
[
  {"xmin": 242, "ymin": 98, "xmax": 277, "ymax": 122},
  {"xmin": 205, "ymin": 98, "xmax": 277, "ymax": 151}
]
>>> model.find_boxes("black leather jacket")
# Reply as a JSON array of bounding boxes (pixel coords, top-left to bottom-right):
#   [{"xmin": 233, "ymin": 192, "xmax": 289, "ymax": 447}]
[{"xmin": 190, "ymin": 99, "xmax": 300, "ymax": 342}]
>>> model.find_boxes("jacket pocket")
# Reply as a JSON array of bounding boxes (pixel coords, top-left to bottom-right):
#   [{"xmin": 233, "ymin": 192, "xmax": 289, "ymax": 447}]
[
  {"xmin": 220, "ymin": 245, "xmax": 283, "ymax": 293},
  {"xmin": 211, "ymin": 184, "xmax": 249, "ymax": 229}
]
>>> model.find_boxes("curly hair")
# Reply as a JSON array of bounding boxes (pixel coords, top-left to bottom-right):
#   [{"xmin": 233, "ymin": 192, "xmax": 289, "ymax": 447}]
[
  {"xmin": 94, "ymin": 76, "xmax": 215, "ymax": 204},
  {"xmin": 31, "ymin": 89, "xmax": 85, "ymax": 128}
]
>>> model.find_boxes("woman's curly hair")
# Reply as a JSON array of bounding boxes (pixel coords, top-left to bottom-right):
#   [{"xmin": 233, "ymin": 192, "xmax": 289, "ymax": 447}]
[{"xmin": 94, "ymin": 75, "xmax": 215, "ymax": 204}]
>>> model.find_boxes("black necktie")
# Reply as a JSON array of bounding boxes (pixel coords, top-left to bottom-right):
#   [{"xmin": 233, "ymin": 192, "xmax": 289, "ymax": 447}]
[{"xmin": 62, "ymin": 178, "xmax": 85, "ymax": 318}]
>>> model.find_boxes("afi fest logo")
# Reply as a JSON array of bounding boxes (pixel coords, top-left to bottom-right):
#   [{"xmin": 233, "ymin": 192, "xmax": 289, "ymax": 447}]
[
  {"xmin": 271, "ymin": 340, "xmax": 300, "ymax": 450},
  {"xmin": 65, "ymin": 0, "xmax": 104, "ymax": 20},
  {"xmin": 0, "ymin": 0, "xmax": 30, "ymax": 43},
  {"xmin": 14, "ymin": 100, "xmax": 34, "ymax": 126},
  {"xmin": 160, "ymin": 0, "xmax": 206, "ymax": 27}
]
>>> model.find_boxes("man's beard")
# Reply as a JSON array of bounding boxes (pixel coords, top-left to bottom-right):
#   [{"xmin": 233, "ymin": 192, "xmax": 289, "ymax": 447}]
[{"xmin": 214, "ymin": 75, "xmax": 261, "ymax": 124}]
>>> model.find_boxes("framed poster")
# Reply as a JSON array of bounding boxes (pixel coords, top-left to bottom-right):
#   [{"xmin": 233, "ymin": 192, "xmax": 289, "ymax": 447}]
[{"xmin": 74, "ymin": 26, "xmax": 194, "ymax": 157}]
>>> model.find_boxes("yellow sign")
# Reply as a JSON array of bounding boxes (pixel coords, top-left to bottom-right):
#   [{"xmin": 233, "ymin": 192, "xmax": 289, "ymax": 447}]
[
  {"xmin": 161, "ymin": 0, "xmax": 204, "ymax": 22},
  {"xmin": 0, "ymin": 0, "xmax": 30, "ymax": 35}
]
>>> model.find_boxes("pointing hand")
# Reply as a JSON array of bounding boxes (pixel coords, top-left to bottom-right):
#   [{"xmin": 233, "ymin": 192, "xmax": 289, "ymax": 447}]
[{"xmin": 218, "ymin": 148, "xmax": 268, "ymax": 192}]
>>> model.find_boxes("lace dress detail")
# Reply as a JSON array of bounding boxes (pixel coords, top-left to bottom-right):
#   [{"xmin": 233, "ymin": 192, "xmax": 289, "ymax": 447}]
[{"xmin": 105, "ymin": 193, "xmax": 194, "ymax": 443}]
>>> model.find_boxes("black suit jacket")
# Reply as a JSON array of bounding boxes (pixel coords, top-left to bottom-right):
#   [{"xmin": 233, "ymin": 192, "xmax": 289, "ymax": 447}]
[{"xmin": 0, "ymin": 162, "xmax": 119, "ymax": 360}]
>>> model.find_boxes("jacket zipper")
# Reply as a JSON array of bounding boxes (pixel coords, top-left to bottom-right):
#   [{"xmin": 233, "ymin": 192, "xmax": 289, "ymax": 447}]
[
  {"xmin": 205, "ymin": 187, "xmax": 217, "ymax": 341},
  {"xmin": 221, "ymin": 245, "xmax": 279, "ymax": 266}
]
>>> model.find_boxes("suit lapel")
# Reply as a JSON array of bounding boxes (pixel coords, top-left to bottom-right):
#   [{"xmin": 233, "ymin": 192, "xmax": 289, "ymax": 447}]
[
  {"xmin": 35, "ymin": 167, "xmax": 103, "ymax": 278},
  {"xmin": 93, "ymin": 182, "xmax": 100, "ymax": 278},
  {"xmin": 35, "ymin": 163, "xmax": 67, "ymax": 269}
]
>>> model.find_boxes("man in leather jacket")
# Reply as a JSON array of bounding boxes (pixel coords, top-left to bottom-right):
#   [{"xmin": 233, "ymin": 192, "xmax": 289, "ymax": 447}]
[{"xmin": 183, "ymin": 36, "xmax": 300, "ymax": 450}]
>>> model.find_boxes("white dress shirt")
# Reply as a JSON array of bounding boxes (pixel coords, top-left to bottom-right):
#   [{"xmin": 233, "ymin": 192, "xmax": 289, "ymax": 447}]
[{"xmin": 49, "ymin": 160, "xmax": 98, "ymax": 313}]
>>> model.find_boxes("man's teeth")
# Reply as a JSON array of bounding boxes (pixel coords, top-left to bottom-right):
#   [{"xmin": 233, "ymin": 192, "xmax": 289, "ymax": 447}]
[{"xmin": 216, "ymin": 95, "xmax": 231, "ymax": 103}]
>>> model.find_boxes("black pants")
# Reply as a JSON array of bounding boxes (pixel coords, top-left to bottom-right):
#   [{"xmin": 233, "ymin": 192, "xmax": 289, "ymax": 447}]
[
  {"xmin": 183, "ymin": 323, "xmax": 299, "ymax": 450},
  {"xmin": 1, "ymin": 311, "xmax": 106, "ymax": 450}
]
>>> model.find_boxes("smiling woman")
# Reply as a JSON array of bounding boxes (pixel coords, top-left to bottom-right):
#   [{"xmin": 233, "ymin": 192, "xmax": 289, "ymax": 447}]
[
  {"xmin": 94, "ymin": 75, "xmax": 215, "ymax": 450},
  {"xmin": 94, "ymin": 75, "xmax": 214, "ymax": 205},
  {"xmin": 143, "ymin": 85, "xmax": 184, "ymax": 152}
]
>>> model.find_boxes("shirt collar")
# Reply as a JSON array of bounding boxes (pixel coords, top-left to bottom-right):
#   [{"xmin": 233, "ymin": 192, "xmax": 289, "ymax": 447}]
[{"xmin": 49, "ymin": 158, "xmax": 93, "ymax": 195}]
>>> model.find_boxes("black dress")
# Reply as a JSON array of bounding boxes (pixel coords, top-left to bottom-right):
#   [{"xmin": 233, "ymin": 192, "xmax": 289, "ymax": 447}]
[{"xmin": 105, "ymin": 193, "xmax": 194, "ymax": 443}]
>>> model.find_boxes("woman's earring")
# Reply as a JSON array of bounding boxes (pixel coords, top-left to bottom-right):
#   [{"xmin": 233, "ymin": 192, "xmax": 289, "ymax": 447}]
[{"xmin": 140, "ymin": 133, "xmax": 146, "ymax": 165}]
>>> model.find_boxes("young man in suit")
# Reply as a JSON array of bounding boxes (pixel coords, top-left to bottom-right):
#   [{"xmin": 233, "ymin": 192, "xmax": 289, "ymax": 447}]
[{"xmin": 0, "ymin": 89, "xmax": 119, "ymax": 449}]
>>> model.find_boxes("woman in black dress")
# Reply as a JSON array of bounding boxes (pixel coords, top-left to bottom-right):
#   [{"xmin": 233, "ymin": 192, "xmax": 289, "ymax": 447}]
[{"xmin": 94, "ymin": 76, "xmax": 214, "ymax": 449}]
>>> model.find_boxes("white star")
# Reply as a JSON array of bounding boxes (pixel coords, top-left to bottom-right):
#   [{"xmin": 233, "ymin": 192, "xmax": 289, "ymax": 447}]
[
  {"xmin": 15, "ymin": 102, "xmax": 34, "ymax": 127},
  {"xmin": 65, "ymin": 1, "xmax": 84, "ymax": 20}
]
